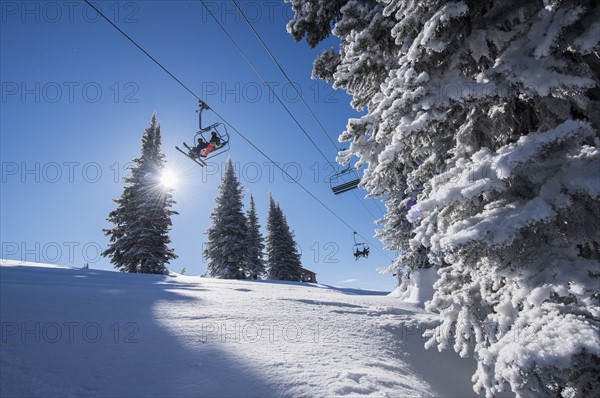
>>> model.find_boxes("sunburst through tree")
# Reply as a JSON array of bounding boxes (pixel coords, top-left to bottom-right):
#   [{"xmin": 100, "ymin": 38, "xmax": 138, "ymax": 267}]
[{"xmin": 103, "ymin": 114, "xmax": 178, "ymax": 274}]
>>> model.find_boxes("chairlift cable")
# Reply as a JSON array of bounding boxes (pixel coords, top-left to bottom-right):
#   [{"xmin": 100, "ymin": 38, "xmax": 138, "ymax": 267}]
[
  {"xmin": 82, "ymin": 0, "xmax": 201, "ymax": 103},
  {"xmin": 199, "ymin": 0, "xmax": 332, "ymax": 166},
  {"xmin": 231, "ymin": 4, "xmax": 382, "ymax": 219},
  {"xmin": 350, "ymin": 191, "xmax": 380, "ymax": 220},
  {"xmin": 229, "ymin": 0, "xmax": 385, "ymax": 217},
  {"xmin": 208, "ymin": 0, "xmax": 385, "ymax": 220},
  {"xmin": 205, "ymin": 0, "xmax": 387, "ymax": 229},
  {"xmin": 230, "ymin": 0, "xmax": 391, "ymax": 219},
  {"xmin": 230, "ymin": 0, "xmax": 340, "ymax": 154},
  {"xmin": 82, "ymin": 0, "xmax": 393, "ymax": 262},
  {"xmin": 373, "ymin": 199, "xmax": 386, "ymax": 217}
]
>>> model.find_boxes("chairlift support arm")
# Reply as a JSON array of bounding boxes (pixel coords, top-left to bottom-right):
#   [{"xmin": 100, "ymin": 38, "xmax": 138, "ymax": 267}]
[
  {"xmin": 353, "ymin": 232, "xmax": 364, "ymax": 246},
  {"xmin": 196, "ymin": 100, "xmax": 216, "ymax": 132}
]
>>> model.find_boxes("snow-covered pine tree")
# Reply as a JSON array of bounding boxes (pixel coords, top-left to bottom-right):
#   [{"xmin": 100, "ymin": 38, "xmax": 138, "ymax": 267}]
[
  {"xmin": 204, "ymin": 159, "xmax": 248, "ymax": 279},
  {"xmin": 103, "ymin": 114, "xmax": 178, "ymax": 274},
  {"xmin": 288, "ymin": 0, "xmax": 600, "ymax": 396},
  {"xmin": 266, "ymin": 194, "xmax": 302, "ymax": 281},
  {"xmin": 244, "ymin": 195, "xmax": 266, "ymax": 279}
]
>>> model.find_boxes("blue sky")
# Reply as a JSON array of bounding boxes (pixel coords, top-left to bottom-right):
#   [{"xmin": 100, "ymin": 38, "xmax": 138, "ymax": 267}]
[{"xmin": 1, "ymin": 0, "xmax": 397, "ymax": 291}]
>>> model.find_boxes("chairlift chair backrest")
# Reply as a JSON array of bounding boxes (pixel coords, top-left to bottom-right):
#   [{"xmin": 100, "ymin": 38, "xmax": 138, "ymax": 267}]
[{"xmin": 330, "ymin": 167, "xmax": 361, "ymax": 195}]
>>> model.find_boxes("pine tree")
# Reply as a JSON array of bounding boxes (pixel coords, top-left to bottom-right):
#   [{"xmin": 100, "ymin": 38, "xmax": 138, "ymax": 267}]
[
  {"xmin": 288, "ymin": 0, "xmax": 600, "ymax": 396},
  {"xmin": 103, "ymin": 114, "xmax": 177, "ymax": 274},
  {"xmin": 244, "ymin": 195, "xmax": 266, "ymax": 279},
  {"xmin": 204, "ymin": 159, "xmax": 248, "ymax": 279},
  {"xmin": 266, "ymin": 194, "xmax": 302, "ymax": 281}
]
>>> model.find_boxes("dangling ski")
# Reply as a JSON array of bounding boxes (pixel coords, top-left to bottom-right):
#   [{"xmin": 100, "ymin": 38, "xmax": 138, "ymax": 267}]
[{"xmin": 176, "ymin": 145, "xmax": 206, "ymax": 167}]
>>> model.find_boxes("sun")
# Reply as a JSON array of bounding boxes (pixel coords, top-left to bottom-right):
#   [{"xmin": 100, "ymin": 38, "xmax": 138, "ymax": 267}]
[{"xmin": 160, "ymin": 169, "xmax": 178, "ymax": 190}]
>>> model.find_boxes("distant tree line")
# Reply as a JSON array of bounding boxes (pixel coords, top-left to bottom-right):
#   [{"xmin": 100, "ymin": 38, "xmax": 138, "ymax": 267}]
[{"xmin": 204, "ymin": 159, "xmax": 303, "ymax": 281}]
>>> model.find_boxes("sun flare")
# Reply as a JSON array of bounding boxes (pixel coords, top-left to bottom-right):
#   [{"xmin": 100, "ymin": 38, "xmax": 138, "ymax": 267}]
[{"xmin": 160, "ymin": 169, "xmax": 178, "ymax": 189}]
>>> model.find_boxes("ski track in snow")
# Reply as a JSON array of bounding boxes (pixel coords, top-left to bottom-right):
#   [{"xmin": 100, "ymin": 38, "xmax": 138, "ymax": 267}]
[{"xmin": 0, "ymin": 261, "xmax": 481, "ymax": 397}]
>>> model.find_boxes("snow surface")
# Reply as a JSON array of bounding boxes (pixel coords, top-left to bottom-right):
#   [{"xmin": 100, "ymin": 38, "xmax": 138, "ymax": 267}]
[{"xmin": 0, "ymin": 260, "xmax": 496, "ymax": 397}]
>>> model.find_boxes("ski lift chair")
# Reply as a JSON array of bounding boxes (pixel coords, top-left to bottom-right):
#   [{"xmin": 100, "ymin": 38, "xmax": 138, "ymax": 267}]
[
  {"xmin": 352, "ymin": 232, "xmax": 370, "ymax": 260},
  {"xmin": 330, "ymin": 167, "xmax": 361, "ymax": 195},
  {"xmin": 194, "ymin": 102, "xmax": 230, "ymax": 160}
]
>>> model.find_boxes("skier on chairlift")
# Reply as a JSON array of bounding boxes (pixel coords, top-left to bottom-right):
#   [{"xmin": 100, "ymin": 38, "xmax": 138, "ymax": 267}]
[
  {"xmin": 352, "ymin": 232, "xmax": 369, "ymax": 260},
  {"xmin": 175, "ymin": 102, "xmax": 231, "ymax": 167},
  {"xmin": 190, "ymin": 138, "xmax": 209, "ymax": 158},
  {"xmin": 354, "ymin": 246, "xmax": 369, "ymax": 260},
  {"xmin": 209, "ymin": 131, "xmax": 221, "ymax": 147}
]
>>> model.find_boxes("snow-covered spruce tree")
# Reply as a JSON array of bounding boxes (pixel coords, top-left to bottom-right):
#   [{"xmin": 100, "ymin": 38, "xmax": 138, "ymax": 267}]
[
  {"xmin": 244, "ymin": 195, "xmax": 266, "ymax": 279},
  {"xmin": 103, "ymin": 114, "xmax": 177, "ymax": 274},
  {"xmin": 266, "ymin": 194, "xmax": 302, "ymax": 281},
  {"xmin": 204, "ymin": 159, "xmax": 248, "ymax": 279},
  {"xmin": 288, "ymin": 0, "xmax": 600, "ymax": 396}
]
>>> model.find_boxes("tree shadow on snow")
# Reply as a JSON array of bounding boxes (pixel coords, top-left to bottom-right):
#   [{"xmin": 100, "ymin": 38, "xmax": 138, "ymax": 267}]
[{"xmin": 0, "ymin": 265, "xmax": 281, "ymax": 397}]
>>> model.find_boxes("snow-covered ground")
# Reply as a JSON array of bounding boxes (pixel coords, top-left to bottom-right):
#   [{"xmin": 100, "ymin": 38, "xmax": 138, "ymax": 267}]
[{"xmin": 1, "ymin": 261, "xmax": 494, "ymax": 397}]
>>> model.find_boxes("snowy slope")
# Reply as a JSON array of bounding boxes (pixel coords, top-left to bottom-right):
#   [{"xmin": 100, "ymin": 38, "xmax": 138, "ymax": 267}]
[{"xmin": 0, "ymin": 261, "xmax": 491, "ymax": 397}]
